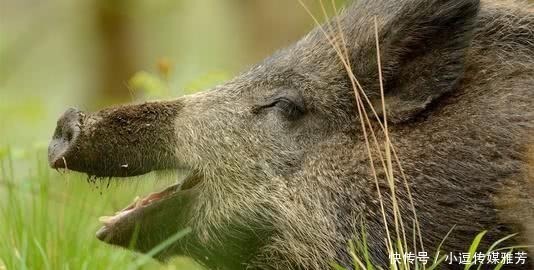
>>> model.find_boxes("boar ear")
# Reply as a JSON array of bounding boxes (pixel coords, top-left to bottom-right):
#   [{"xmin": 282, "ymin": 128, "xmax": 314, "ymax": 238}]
[{"xmin": 362, "ymin": 0, "xmax": 480, "ymax": 123}]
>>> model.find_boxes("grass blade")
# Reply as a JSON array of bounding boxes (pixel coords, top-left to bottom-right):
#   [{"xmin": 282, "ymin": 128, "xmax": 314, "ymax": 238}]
[
  {"xmin": 464, "ymin": 231, "xmax": 486, "ymax": 270},
  {"xmin": 128, "ymin": 227, "xmax": 192, "ymax": 269}
]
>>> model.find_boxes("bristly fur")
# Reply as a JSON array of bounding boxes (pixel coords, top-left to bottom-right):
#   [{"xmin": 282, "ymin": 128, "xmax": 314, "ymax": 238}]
[{"xmin": 48, "ymin": 0, "xmax": 534, "ymax": 269}]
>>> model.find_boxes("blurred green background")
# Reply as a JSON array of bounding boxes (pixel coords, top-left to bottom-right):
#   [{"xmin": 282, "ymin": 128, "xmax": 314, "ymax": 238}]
[
  {"xmin": 0, "ymin": 0, "xmax": 345, "ymax": 269},
  {"xmin": 1, "ymin": 0, "xmax": 345, "ymax": 147}
]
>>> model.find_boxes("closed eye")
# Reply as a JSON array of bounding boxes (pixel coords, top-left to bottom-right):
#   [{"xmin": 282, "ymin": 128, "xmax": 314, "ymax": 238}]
[
  {"xmin": 273, "ymin": 98, "xmax": 304, "ymax": 119},
  {"xmin": 252, "ymin": 96, "xmax": 305, "ymax": 120}
]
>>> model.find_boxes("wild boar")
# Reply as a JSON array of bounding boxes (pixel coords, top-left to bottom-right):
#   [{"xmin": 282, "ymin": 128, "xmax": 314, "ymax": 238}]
[{"xmin": 48, "ymin": 0, "xmax": 534, "ymax": 269}]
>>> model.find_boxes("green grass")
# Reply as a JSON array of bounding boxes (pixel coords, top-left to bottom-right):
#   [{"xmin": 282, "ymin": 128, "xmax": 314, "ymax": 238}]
[
  {"xmin": 0, "ymin": 146, "xmax": 203, "ymax": 270},
  {"xmin": 331, "ymin": 230, "xmax": 519, "ymax": 270}
]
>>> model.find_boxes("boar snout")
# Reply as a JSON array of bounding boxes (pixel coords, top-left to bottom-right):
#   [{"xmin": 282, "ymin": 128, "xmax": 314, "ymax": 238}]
[
  {"xmin": 47, "ymin": 101, "xmax": 183, "ymax": 177},
  {"xmin": 48, "ymin": 108, "xmax": 83, "ymax": 169}
]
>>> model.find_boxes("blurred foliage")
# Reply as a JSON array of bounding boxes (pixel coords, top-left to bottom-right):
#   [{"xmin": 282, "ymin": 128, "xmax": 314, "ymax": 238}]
[
  {"xmin": 0, "ymin": 0, "xmax": 346, "ymax": 144},
  {"xmin": 129, "ymin": 71, "xmax": 170, "ymax": 98}
]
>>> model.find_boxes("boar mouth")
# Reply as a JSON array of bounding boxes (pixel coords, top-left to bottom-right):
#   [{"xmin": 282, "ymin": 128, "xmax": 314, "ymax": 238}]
[{"xmin": 95, "ymin": 170, "xmax": 202, "ymax": 247}]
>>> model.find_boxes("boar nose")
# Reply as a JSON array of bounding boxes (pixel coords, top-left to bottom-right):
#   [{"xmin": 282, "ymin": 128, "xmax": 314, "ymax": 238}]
[{"xmin": 48, "ymin": 108, "xmax": 83, "ymax": 169}]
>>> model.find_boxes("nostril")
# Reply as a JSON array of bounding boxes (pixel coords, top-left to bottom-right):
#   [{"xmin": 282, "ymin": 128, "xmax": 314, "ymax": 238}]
[
  {"xmin": 48, "ymin": 107, "xmax": 84, "ymax": 169},
  {"xmin": 56, "ymin": 108, "xmax": 82, "ymax": 141},
  {"xmin": 65, "ymin": 129, "xmax": 74, "ymax": 142}
]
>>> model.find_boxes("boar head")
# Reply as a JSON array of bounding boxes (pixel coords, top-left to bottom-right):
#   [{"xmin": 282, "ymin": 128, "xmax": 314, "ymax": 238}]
[{"xmin": 48, "ymin": 0, "xmax": 532, "ymax": 269}]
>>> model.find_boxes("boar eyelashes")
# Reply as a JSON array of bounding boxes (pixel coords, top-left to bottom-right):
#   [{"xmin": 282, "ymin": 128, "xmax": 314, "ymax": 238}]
[
  {"xmin": 274, "ymin": 98, "xmax": 305, "ymax": 120},
  {"xmin": 252, "ymin": 96, "xmax": 305, "ymax": 120}
]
